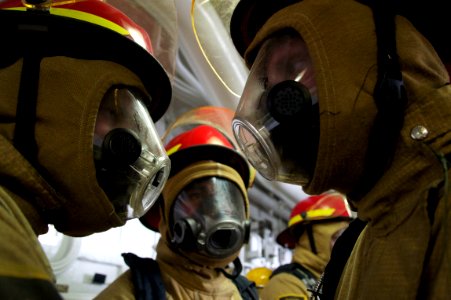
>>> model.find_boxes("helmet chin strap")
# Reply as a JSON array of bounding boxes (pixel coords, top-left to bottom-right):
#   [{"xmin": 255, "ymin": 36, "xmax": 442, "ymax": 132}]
[
  {"xmin": 14, "ymin": 51, "xmax": 40, "ymax": 167},
  {"xmin": 306, "ymin": 224, "xmax": 318, "ymax": 254},
  {"xmin": 216, "ymin": 257, "xmax": 243, "ymax": 280}
]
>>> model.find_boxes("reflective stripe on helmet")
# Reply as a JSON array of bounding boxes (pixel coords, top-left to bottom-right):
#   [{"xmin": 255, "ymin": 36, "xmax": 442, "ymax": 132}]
[{"xmin": 288, "ymin": 208, "xmax": 336, "ymax": 227}]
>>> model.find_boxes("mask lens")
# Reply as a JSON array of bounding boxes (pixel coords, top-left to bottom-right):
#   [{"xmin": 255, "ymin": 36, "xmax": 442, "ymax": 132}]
[
  {"xmin": 233, "ymin": 31, "xmax": 319, "ymax": 185},
  {"xmin": 94, "ymin": 87, "xmax": 170, "ymax": 220},
  {"xmin": 233, "ymin": 119, "xmax": 277, "ymax": 180},
  {"xmin": 171, "ymin": 177, "xmax": 247, "ymax": 258}
]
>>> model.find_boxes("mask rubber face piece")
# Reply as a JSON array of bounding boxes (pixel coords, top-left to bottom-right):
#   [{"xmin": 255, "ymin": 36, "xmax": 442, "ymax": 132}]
[
  {"xmin": 233, "ymin": 30, "xmax": 319, "ymax": 186},
  {"xmin": 170, "ymin": 177, "xmax": 248, "ymax": 259},
  {"xmin": 94, "ymin": 86, "xmax": 170, "ymax": 221}
]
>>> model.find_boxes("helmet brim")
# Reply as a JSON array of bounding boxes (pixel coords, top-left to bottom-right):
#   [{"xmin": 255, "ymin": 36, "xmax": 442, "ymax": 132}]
[
  {"xmin": 276, "ymin": 217, "xmax": 353, "ymax": 248},
  {"xmin": 230, "ymin": 0, "xmax": 301, "ymax": 58},
  {"xmin": 1, "ymin": 10, "xmax": 171, "ymax": 122},
  {"xmin": 276, "ymin": 224, "xmax": 299, "ymax": 249}
]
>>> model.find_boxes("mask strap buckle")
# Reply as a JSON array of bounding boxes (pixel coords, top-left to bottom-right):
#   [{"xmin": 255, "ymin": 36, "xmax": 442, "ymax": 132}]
[{"xmin": 216, "ymin": 257, "xmax": 243, "ymax": 280}]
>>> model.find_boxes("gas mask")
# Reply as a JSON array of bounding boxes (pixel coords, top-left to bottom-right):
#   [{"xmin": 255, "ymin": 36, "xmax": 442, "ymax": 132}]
[
  {"xmin": 94, "ymin": 86, "xmax": 170, "ymax": 220},
  {"xmin": 233, "ymin": 30, "xmax": 319, "ymax": 186},
  {"xmin": 170, "ymin": 176, "xmax": 250, "ymax": 259}
]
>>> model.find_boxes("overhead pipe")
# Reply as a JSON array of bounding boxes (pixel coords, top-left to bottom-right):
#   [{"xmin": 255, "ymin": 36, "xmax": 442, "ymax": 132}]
[
  {"xmin": 252, "ymin": 173, "xmax": 306, "ymax": 211},
  {"xmin": 247, "ymin": 184, "xmax": 291, "ymax": 222}
]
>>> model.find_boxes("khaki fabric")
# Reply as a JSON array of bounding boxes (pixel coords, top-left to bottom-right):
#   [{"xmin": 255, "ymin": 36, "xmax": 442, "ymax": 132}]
[
  {"xmin": 0, "ymin": 57, "xmax": 154, "ymax": 236},
  {"xmin": 244, "ymin": 0, "xmax": 451, "ymax": 299},
  {"xmin": 94, "ymin": 270, "xmax": 135, "ymax": 300},
  {"xmin": 261, "ymin": 273, "xmax": 307, "ymax": 300},
  {"xmin": 156, "ymin": 240, "xmax": 243, "ymax": 299},
  {"xmin": 95, "ymin": 234, "xmax": 243, "ymax": 299},
  {"xmin": 0, "ymin": 187, "xmax": 54, "ymax": 281},
  {"xmin": 261, "ymin": 222, "xmax": 349, "ymax": 300},
  {"xmin": 0, "ymin": 186, "xmax": 62, "ymax": 298}
]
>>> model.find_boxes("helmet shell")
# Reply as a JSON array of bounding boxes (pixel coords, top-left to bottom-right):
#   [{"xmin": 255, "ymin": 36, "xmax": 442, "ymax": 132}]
[
  {"xmin": 140, "ymin": 106, "xmax": 254, "ymax": 232},
  {"xmin": 246, "ymin": 267, "xmax": 272, "ymax": 288},
  {"xmin": 276, "ymin": 191, "xmax": 353, "ymax": 248},
  {"xmin": 230, "ymin": 0, "xmax": 300, "ymax": 58},
  {"xmin": 165, "ymin": 125, "xmax": 250, "ymax": 184},
  {"xmin": 0, "ymin": 0, "xmax": 171, "ymax": 121}
]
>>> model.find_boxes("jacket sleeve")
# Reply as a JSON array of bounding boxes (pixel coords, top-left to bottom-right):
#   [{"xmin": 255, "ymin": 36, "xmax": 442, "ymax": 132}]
[{"xmin": 0, "ymin": 189, "xmax": 62, "ymax": 300}]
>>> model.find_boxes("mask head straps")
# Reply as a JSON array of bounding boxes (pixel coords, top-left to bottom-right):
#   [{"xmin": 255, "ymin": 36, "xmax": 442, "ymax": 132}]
[
  {"xmin": 349, "ymin": 0, "xmax": 408, "ymax": 201},
  {"xmin": 216, "ymin": 257, "xmax": 243, "ymax": 280}
]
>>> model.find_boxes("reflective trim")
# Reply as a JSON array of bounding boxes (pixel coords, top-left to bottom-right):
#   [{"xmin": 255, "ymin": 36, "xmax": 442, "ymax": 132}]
[
  {"xmin": 3, "ymin": 7, "xmax": 129, "ymax": 36},
  {"xmin": 50, "ymin": 8, "xmax": 129, "ymax": 35},
  {"xmin": 166, "ymin": 143, "xmax": 181, "ymax": 156},
  {"xmin": 288, "ymin": 208, "xmax": 336, "ymax": 227}
]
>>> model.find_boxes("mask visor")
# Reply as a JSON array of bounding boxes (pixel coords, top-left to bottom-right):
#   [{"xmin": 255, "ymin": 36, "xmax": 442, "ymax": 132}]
[
  {"xmin": 233, "ymin": 31, "xmax": 319, "ymax": 185},
  {"xmin": 94, "ymin": 87, "xmax": 170, "ymax": 220},
  {"xmin": 171, "ymin": 177, "xmax": 247, "ymax": 258}
]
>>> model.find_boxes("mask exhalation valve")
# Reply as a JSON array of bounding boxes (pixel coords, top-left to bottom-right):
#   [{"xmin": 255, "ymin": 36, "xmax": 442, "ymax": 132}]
[
  {"xmin": 267, "ymin": 80, "xmax": 312, "ymax": 123},
  {"xmin": 102, "ymin": 128, "xmax": 142, "ymax": 167}
]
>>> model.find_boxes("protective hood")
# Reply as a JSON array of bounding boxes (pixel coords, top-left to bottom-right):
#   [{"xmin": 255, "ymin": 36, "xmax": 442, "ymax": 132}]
[
  {"xmin": 292, "ymin": 221, "xmax": 350, "ymax": 277},
  {"xmin": 0, "ymin": 57, "xmax": 155, "ymax": 236},
  {"xmin": 155, "ymin": 239, "xmax": 241, "ymax": 297},
  {"xmin": 243, "ymin": 0, "xmax": 450, "ymax": 198},
  {"xmin": 159, "ymin": 161, "xmax": 249, "ymax": 268}
]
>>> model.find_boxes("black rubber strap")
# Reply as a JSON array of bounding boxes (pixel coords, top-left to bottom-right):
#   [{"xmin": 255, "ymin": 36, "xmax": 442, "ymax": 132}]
[
  {"xmin": 122, "ymin": 252, "xmax": 166, "ymax": 300},
  {"xmin": 231, "ymin": 275, "xmax": 259, "ymax": 300},
  {"xmin": 349, "ymin": 0, "xmax": 407, "ymax": 201},
  {"xmin": 318, "ymin": 218, "xmax": 367, "ymax": 300},
  {"xmin": 13, "ymin": 53, "xmax": 41, "ymax": 165}
]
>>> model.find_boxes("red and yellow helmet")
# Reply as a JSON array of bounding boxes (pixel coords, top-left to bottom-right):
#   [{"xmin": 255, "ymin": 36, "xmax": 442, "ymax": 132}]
[
  {"xmin": 140, "ymin": 106, "xmax": 255, "ymax": 231},
  {"xmin": 164, "ymin": 124, "xmax": 251, "ymax": 185},
  {"xmin": 161, "ymin": 106, "xmax": 255, "ymax": 187},
  {"xmin": 276, "ymin": 191, "xmax": 353, "ymax": 249},
  {"xmin": 0, "ymin": 0, "xmax": 171, "ymax": 121}
]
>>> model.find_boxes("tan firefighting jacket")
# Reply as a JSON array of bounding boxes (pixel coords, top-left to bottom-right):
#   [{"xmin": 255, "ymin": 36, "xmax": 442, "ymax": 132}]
[
  {"xmin": 261, "ymin": 222, "xmax": 349, "ymax": 300},
  {"xmin": 244, "ymin": 0, "xmax": 451, "ymax": 299},
  {"xmin": 95, "ymin": 238, "xmax": 243, "ymax": 299}
]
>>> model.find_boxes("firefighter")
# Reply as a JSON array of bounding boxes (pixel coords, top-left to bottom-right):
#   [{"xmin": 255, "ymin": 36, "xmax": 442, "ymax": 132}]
[
  {"xmin": 227, "ymin": 0, "xmax": 451, "ymax": 299},
  {"xmin": 261, "ymin": 192, "xmax": 353, "ymax": 300},
  {"xmin": 95, "ymin": 106, "xmax": 258, "ymax": 299},
  {"xmin": 0, "ymin": 0, "xmax": 174, "ymax": 298}
]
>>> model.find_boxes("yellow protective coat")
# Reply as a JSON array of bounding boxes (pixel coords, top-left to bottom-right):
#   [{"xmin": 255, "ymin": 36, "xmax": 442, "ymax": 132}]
[
  {"xmin": 95, "ymin": 224, "xmax": 244, "ymax": 300},
  {"xmin": 244, "ymin": 0, "xmax": 451, "ymax": 299},
  {"xmin": 260, "ymin": 222, "xmax": 349, "ymax": 300},
  {"xmin": 94, "ymin": 239, "xmax": 243, "ymax": 299}
]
